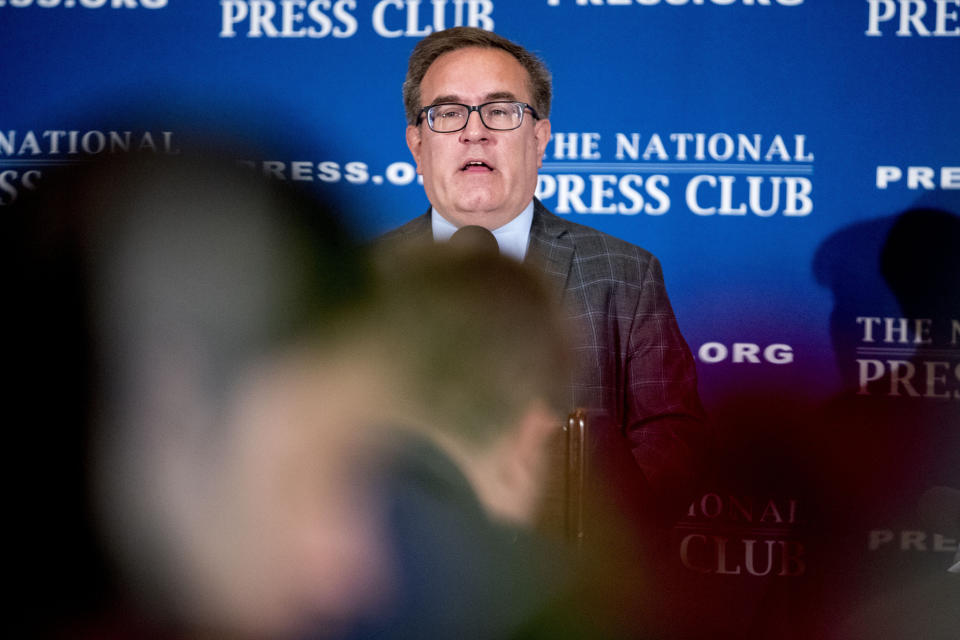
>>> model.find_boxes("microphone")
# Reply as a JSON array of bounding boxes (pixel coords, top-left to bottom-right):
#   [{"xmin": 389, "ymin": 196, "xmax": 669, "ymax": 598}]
[
  {"xmin": 917, "ymin": 486, "xmax": 960, "ymax": 573},
  {"xmin": 448, "ymin": 225, "xmax": 499, "ymax": 256}
]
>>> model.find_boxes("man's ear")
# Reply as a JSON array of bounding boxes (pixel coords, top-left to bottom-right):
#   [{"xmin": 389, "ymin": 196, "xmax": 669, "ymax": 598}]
[
  {"xmin": 534, "ymin": 118, "xmax": 551, "ymax": 169},
  {"xmin": 501, "ymin": 399, "xmax": 561, "ymax": 520},
  {"xmin": 405, "ymin": 125, "xmax": 423, "ymax": 175},
  {"xmin": 514, "ymin": 399, "xmax": 561, "ymax": 469}
]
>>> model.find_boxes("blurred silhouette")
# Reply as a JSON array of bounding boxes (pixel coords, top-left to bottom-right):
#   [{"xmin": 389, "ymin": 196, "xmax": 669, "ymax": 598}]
[
  {"xmin": 806, "ymin": 205, "xmax": 960, "ymax": 639},
  {"xmin": 9, "ymin": 151, "xmax": 393, "ymax": 638},
  {"xmin": 639, "ymin": 203, "xmax": 959, "ymax": 640},
  {"xmin": 336, "ymin": 244, "xmax": 602, "ymax": 639}
]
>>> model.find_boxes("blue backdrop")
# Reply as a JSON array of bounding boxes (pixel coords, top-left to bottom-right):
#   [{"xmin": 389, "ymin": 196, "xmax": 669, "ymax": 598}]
[{"xmin": 4, "ymin": 1, "xmax": 958, "ymax": 637}]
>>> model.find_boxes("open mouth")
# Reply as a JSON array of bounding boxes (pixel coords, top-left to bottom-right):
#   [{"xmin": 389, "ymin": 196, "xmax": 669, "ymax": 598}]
[{"xmin": 461, "ymin": 160, "xmax": 493, "ymax": 171}]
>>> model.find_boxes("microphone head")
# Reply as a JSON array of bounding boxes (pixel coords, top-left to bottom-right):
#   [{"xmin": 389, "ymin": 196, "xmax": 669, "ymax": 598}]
[
  {"xmin": 917, "ymin": 486, "xmax": 960, "ymax": 574},
  {"xmin": 448, "ymin": 225, "xmax": 500, "ymax": 256}
]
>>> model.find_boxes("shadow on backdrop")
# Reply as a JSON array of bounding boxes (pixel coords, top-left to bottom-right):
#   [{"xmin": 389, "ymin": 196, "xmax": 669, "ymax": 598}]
[{"xmin": 802, "ymin": 198, "xmax": 960, "ymax": 640}]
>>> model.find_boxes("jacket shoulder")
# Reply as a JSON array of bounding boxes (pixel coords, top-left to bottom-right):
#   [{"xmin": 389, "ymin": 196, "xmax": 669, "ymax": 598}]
[
  {"xmin": 374, "ymin": 212, "xmax": 433, "ymax": 258},
  {"xmin": 378, "ymin": 213, "xmax": 430, "ymax": 243},
  {"xmin": 538, "ymin": 207, "xmax": 659, "ymax": 280}
]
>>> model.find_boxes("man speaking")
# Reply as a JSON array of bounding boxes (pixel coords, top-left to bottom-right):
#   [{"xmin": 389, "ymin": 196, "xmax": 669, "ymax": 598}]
[{"xmin": 381, "ymin": 27, "xmax": 707, "ymax": 509}]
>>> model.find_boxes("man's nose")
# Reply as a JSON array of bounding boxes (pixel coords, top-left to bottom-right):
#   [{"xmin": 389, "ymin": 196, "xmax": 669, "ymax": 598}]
[{"xmin": 459, "ymin": 108, "xmax": 489, "ymax": 142}]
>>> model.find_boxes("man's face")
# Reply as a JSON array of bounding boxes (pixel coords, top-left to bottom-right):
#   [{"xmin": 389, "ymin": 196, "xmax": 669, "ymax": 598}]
[{"xmin": 406, "ymin": 47, "xmax": 551, "ymax": 230}]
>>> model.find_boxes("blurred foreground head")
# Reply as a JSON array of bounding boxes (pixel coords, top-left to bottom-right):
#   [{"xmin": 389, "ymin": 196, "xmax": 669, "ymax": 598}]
[
  {"xmin": 373, "ymin": 242, "xmax": 572, "ymax": 525},
  {"xmin": 12, "ymin": 152, "xmax": 390, "ymax": 637}
]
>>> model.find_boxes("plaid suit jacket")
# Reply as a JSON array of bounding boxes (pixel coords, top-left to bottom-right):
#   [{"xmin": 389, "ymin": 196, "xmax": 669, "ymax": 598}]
[{"xmin": 379, "ymin": 199, "xmax": 706, "ymax": 495}]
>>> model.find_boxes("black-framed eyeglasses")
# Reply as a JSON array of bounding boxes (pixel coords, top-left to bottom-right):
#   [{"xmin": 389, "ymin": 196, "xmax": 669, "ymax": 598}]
[{"xmin": 417, "ymin": 101, "xmax": 540, "ymax": 133}]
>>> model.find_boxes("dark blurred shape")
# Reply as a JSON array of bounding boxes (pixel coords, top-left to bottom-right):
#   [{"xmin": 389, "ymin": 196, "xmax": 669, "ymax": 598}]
[
  {"xmin": 373, "ymin": 244, "xmax": 571, "ymax": 454},
  {"xmin": 448, "ymin": 224, "xmax": 500, "ymax": 255},
  {"xmin": 9, "ymin": 151, "xmax": 391, "ymax": 638},
  {"xmin": 814, "ymin": 206, "xmax": 960, "ymax": 381},
  {"xmin": 338, "ymin": 244, "xmax": 599, "ymax": 639},
  {"xmin": 806, "ymin": 204, "xmax": 960, "ymax": 640},
  {"xmin": 812, "ymin": 215, "xmax": 901, "ymax": 381},
  {"xmin": 880, "ymin": 207, "xmax": 960, "ymax": 319}
]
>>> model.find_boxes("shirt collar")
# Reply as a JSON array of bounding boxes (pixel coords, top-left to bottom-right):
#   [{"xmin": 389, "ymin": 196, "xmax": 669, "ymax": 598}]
[{"xmin": 430, "ymin": 201, "xmax": 534, "ymax": 262}]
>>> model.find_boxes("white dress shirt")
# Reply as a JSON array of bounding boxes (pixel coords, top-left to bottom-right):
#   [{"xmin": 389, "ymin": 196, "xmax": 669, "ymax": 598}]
[{"xmin": 430, "ymin": 201, "xmax": 534, "ymax": 262}]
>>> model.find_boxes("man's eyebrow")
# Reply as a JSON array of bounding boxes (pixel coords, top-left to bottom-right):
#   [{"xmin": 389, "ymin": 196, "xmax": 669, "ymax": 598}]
[
  {"xmin": 426, "ymin": 91, "xmax": 520, "ymax": 105},
  {"xmin": 428, "ymin": 94, "xmax": 462, "ymax": 105},
  {"xmin": 484, "ymin": 91, "xmax": 519, "ymax": 102}
]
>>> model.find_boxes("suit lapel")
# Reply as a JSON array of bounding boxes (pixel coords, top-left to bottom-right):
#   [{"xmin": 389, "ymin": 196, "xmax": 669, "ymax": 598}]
[
  {"xmin": 390, "ymin": 204, "xmax": 575, "ymax": 301},
  {"xmin": 525, "ymin": 199, "xmax": 575, "ymax": 302},
  {"xmin": 398, "ymin": 209, "xmax": 433, "ymax": 245}
]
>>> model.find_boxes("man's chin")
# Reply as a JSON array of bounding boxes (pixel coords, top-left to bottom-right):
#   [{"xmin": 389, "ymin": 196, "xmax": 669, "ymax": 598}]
[{"xmin": 447, "ymin": 201, "xmax": 521, "ymax": 229}]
